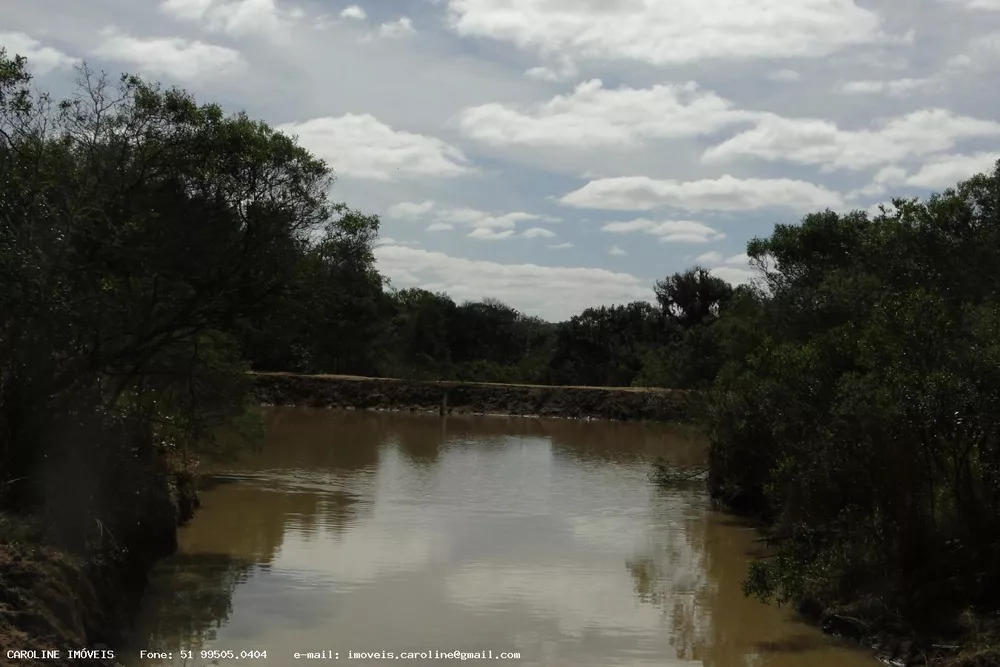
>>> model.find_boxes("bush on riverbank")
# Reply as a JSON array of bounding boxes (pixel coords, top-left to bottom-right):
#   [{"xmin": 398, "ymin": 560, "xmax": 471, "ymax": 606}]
[{"xmin": 702, "ymin": 172, "xmax": 1000, "ymax": 665}]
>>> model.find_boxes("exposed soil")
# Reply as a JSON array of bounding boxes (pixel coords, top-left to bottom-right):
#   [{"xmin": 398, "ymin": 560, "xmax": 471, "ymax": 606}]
[
  {"xmin": 251, "ymin": 372, "xmax": 696, "ymax": 422},
  {"xmin": 0, "ymin": 472, "xmax": 199, "ymax": 667},
  {"xmin": 0, "ymin": 538, "xmax": 109, "ymax": 667}
]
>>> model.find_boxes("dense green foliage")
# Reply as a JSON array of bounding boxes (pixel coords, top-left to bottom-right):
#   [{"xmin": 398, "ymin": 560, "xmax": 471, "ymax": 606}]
[
  {"xmin": 707, "ymin": 185, "xmax": 1000, "ymax": 650},
  {"xmin": 4, "ymin": 49, "xmax": 1000, "ymax": 661},
  {"xmin": 0, "ymin": 53, "xmax": 370, "ymax": 551}
]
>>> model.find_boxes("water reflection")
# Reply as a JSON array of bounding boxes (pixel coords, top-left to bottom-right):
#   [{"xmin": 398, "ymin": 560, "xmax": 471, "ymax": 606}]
[{"xmin": 124, "ymin": 409, "xmax": 876, "ymax": 667}]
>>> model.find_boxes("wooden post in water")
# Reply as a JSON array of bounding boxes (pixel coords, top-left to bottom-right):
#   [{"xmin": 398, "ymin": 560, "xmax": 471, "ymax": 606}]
[{"xmin": 440, "ymin": 390, "xmax": 448, "ymax": 416}]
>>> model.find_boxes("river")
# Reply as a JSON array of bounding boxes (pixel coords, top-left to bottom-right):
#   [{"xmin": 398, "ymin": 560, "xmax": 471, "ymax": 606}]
[{"xmin": 123, "ymin": 407, "xmax": 879, "ymax": 667}]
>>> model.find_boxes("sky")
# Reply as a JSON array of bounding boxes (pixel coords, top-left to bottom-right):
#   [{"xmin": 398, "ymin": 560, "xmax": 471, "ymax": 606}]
[{"xmin": 3, "ymin": 0, "xmax": 1000, "ymax": 321}]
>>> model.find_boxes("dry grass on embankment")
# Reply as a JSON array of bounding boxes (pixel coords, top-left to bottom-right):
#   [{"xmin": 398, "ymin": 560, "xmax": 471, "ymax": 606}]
[
  {"xmin": 250, "ymin": 372, "xmax": 696, "ymax": 422},
  {"xmin": 0, "ymin": 469, "xmax": 198, "ymax": 667},
  {"xmin": 0, "ymin": 517, "xmax": 109, "ymax": 667}
]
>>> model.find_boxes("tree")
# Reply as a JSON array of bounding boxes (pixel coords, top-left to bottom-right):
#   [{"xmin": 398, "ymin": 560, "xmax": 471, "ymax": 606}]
[
  {"xmin": 242, "ymin": 206, "xmax": 386, "ymax": 374},
  {"xmin": 706, "ymin": 164, "xmax": 1000, "ymax": 641},
  {"xmin": 653, "ymin": 267, "xmax": 734, "ymax": 329},
  {"xmin": 548, "ymin": 302, "xmax": 661, "ymax": 386},
  {"xmin": 0, "ymin": 53, "xmax": 359, "ymax": 550}
]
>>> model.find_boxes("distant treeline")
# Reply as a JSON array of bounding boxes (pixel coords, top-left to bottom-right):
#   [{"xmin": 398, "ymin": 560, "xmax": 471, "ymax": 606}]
[
  {"xmin": 2, "ymin": 50, "xmax": 999, "ymax": 664},
  {"xmin": 248, "ymin": 271, "xmax": 737, "ymax": 389}
]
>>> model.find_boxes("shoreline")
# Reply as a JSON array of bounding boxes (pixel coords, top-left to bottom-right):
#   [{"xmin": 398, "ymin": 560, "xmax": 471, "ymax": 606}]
[
  {"xmin": 11, "ymin": 372, "xmax": 968, "ymax": 667},
  {"xmin": 2, "ymin": 373, "xmax": 694, "ymax": 667},
  {"xmin": 0, "ymin": 474, "xmax": 199, "ymax": 667},
  {"xmin": 249, "ymin": 374, "xmax": 951, "ymax": 664},
  {"xmin": 250, "ymin": 371, "xmax": 697, "ymax": 422}
]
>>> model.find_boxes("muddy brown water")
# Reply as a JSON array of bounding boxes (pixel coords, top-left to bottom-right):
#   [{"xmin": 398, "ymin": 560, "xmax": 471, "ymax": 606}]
[{"xmin": 123, "ymin": 407, "xmax": 879, "ymax": 667}]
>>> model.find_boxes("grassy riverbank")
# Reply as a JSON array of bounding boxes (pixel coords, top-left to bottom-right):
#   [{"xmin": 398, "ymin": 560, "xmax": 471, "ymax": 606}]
[{"xmin": 0, "ymin": 470, "xmax": 198, "ymax": 667}]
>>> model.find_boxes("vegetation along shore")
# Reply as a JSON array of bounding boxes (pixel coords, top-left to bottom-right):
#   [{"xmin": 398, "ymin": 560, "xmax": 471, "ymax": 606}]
[{"xmin": 1, "ymin": 47, "xmax": 998, "ymax": 667}]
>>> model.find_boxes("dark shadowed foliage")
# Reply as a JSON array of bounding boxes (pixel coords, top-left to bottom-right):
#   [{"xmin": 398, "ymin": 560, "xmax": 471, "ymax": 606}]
[
  {"xmin": 704, "ymin": 169, "xmax": 1000, "ymax": 664},
  {"xmin": 0, "ymin": 51, "xmax": 377, "ymax": 558}
]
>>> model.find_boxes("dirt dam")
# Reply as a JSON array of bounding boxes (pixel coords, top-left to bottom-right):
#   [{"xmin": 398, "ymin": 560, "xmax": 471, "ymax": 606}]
[{"xmin": 250, "ymin": 372, "xmax": 695, "ymax": 422}]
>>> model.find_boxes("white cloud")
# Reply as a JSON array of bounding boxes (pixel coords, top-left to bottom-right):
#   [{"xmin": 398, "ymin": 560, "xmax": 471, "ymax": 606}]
[
  {"xmin": 16, "ymin": 0, "xmax": 998, "ymax": 327},
  {"xmin": 942, "ymin": 0, "xmax": 1000, "ymax": 9},
  {"xmin": 609, "ymin": 244, "xmax": 627, "ymax": 256},
  {"xmin": 562, "ymin": 175, "xmax": 844, "ymax": 212},
  {"xmin": 277, "ymin": 115, "xmax": 473, "ymax": 180},
  {"xmin": 865, "ymin": 201, "xmax": 899, "ymax": 218},
  {"xmin": 601, "ymin": 219, "xmax": 725, "ymax": 244},
  {"xmin": 767, "ymin": 68, "xmax": 801, "ymax": 82},
  {"xmin": 703, "ymin": 109, "xmax": 1000, "ymax": 171},
  {"xmin": 160, "ymin": 0, "xmax": 300, "ymax": 36},
  {"xmin": 395, "ymin": 205, "xmax": 560, "ymax": 239},
  {"xmin": 340, "ymin": 5, "xmax": 366, "ymax": 20},
  {"xmin": 947, "ymin": 54, "xmax": 974, "ymax": 69},
  {"xmin": 846, "ymin": 51, "xmax": 911, "ymax": 71},
  {"xmin": 443, "ymin": 0, "xmax": 886, "ymax": 66},
  {"xmin": 387, "ymin": 200, "xmax": 436, "ymax": 219},
  {"xmin": 524, "ymin": 56, "xmax": 578, "ymax": 82},
  {"xmin": 379, "ymin": 236, "xmax": 420, "ymax": 247},
  {"xmin": 468, "ymin": 227, "xmax": 515, "ymax": 240},
  {"xmin": 709, "ymin": 266, "xmax": 755, "ymax": 285},
  {"xmin": 695, "ymin": 251, "xmax": 723, "ymax": 264},
  {"xmin": 847, "ymin": 165, "xmax": 909, "ymax": 198},
  {"xmin": 905, "ymin": 152, "xmax": 998, "ymax": 187},
  {"xmin": 695, "ymin": 253, "xmax": 753, "ymax": 284},
  {"xmin": 946, "ymin": 31, "xmax": 1000, "ymax": 70},
  {"xmin": 850, "ymin": 153, "xmax": 998, "ymax": 197},
  {"xmin": 522, "ymin": 227, "xmax": 556, "ymax": 239},
  {"xmin": 93, "ymin": 31, "xmax": 243, "ymax": 80},
  {"xmin": 434, "ymin": 208, "xmax": 559, "ymax": 230},
  {"xmin": 374, "ymin": 245, "xmax": 652, "ymax": 320},
  {"xmin": 524, "ymin": 67, "xmax": 559, "ymax": 81},
  {"xmin": 837, "ymin": 80, "xmax": 892, "ymax": 95},
  {"xmin": 456, "ymin": 79, "xmax": 757, "ymax": 147},
  {"xmin": 0, "ymin": 32, "xmax": 77, "ymax": 74},
  {"xmin": 379, "ymin": 17, "xmax": 415, "ymax": 38},
  {"xmin": 441, "ymin": 210, "xmax": 560, "ymax": 239},
  {"xmin": 875, "ymin": 166, "xmax": 909, "ymax": 184},
  {"xmin": 836, "ymin": 78, "xmax": 938, "ymax": 97}
]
